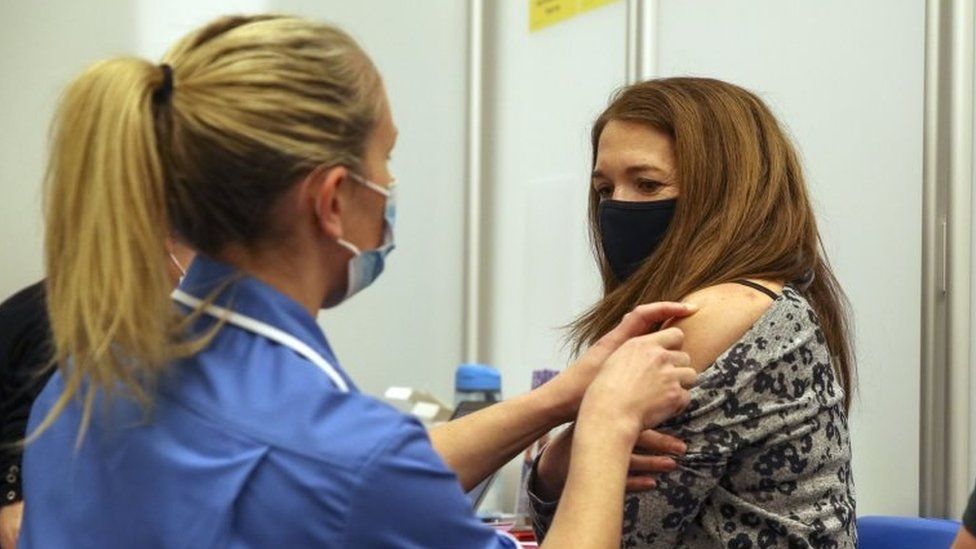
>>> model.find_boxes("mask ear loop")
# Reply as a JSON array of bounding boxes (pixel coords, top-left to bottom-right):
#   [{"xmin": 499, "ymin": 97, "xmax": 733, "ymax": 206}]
[
  {"xmin": 348, "ymin": 172, "xmax": 394, "ymax": 197},
  {"xmin": 314, "ymin": 169, "xmax": 389, "ymax": 257},
  {"xmin": 313, "ymin": 176, "xmax": 363, "ymax": 258},
  {"xmin": 169, "ymin": 252, "xmax": 187, "ymax": 279}
]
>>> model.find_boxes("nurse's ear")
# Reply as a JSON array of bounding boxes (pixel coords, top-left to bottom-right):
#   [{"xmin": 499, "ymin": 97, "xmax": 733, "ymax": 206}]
[{"xmin": 308, "ymin": 165, "xmax": 351, "ymax": 241}]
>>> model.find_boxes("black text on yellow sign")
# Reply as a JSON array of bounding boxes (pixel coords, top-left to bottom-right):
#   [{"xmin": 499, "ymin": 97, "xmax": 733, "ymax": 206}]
[{"xmin": 529, "ymin": 0, "xmax": 620, "ymax": 32}]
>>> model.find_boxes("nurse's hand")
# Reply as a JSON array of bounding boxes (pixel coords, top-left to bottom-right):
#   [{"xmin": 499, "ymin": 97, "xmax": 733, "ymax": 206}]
[
  {"xmin": 580, "ymin": 326, "xmax": 696, "ymax": 429},
  {"xmin": 545, "ymin": 301, "xmax": 697, "ymax": 423},
  {"xmin": 429, "ymin": 301, "xmax": 695, "ymax": 494}
]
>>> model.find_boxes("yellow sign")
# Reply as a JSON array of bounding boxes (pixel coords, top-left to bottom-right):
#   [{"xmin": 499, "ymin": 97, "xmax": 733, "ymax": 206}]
[
  {"xmin": 529, "ymin": 0, "xmax": 579, "ymax": 32},
  {"xmin": 581, "ymin": 0, "xmax": 618, "ymax": 11},
  {"xmin": 529, "ymin": 0, "xmax": 620, "ymax": 32}
]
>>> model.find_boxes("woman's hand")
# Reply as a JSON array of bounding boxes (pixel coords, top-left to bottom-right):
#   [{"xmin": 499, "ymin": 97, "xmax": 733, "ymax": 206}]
[
  {"xmin": 540, "ymin": 302, "xmax": 697, "ymax": 423},
  {"xmin": 534, "ymin": 427, "xmax": 686, "ymax": 500},
  {"xmin": 626, "ymin": 429, "xmax": 687, "ymax": 491},
  {"xmin": 540, "ymin": 327, "xmax": 697, "ymax": 549}
]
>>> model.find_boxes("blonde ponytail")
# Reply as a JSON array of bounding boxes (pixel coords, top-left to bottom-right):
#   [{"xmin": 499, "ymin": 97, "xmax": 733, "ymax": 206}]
[{"xmin": 38, "ymin": 58, "xmax": 177, "ymax": 439}]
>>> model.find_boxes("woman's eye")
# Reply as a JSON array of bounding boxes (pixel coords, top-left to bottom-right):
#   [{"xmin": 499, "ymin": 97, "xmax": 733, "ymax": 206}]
[
  {"xmin": 596, "ymin": 185, "xmax": 613, "ymax": 199},
  {"xmin": 637, "ymin": 179, "xmax": 664, "ymax": 194}
]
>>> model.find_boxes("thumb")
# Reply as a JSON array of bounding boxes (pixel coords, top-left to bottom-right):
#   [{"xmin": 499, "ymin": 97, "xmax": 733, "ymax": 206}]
[{"xmin": 599, "ymin": 302, "xmax": 697, "ymax": 349}]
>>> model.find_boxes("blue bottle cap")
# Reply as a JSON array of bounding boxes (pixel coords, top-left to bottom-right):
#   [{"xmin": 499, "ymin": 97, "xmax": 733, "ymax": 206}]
[{"xmin": 455, "ymin": 363, "xmax": 501, "ymax": 392}]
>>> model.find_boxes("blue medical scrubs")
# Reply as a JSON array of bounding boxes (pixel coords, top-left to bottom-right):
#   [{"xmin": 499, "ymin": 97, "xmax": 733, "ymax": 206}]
[{"xmin": 20, "ymin": 256, "xmax": 519, "ymax": 548}]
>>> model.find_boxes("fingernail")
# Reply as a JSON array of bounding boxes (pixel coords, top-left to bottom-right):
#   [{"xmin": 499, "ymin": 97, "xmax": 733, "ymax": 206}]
[
  {"xmin": 673, "ymin": 442, "xmax": 688, "ymax": 454},
  {"xmin": 683, "ymin": 302, "xmax": 699, "ymax": 312}
]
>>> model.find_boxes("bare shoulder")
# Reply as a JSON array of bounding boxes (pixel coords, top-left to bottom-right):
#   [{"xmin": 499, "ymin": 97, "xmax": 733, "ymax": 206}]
[{"xmin": 666, "ymin": 280, "xmax": 784, "ymax": 372}]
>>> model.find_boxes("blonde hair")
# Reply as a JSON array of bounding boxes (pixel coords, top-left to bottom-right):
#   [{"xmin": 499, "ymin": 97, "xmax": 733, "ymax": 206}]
[{"xmin": 39, "ymin": 15, "xmax": 384, "ymax": 439}]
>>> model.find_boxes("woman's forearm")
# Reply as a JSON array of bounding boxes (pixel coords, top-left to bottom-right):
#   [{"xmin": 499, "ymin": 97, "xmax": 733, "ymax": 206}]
[
  {"xmin": 428, "ymin": 385, "xmax": 566, "ymax": 491},
  {"xmin": 540, "ymin": 415, "xmax": 635, "ymax": 549}
]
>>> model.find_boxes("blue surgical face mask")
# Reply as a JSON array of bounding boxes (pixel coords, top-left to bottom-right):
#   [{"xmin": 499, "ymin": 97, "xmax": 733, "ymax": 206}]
[{"xmin": 332, "ymin": 172, "xmax": 396, "ymax": 302}]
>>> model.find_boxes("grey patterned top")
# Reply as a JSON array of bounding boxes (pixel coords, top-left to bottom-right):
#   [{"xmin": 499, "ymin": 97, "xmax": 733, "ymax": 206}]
[{"xmin": 527, "ymin": 286, "xmax": 857, "ymax": 548}]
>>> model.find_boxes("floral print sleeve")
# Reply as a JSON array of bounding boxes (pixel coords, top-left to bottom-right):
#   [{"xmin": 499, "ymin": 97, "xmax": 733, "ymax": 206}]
[{"xmin": 527, "ymin": 287, "xmax": 857, "ymax": 548}]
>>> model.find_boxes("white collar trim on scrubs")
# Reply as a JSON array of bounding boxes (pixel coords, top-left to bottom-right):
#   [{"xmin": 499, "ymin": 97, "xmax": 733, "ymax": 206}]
[{"xmin": 171, "ymin": 288, "xmax": 350, "ymax": 393}]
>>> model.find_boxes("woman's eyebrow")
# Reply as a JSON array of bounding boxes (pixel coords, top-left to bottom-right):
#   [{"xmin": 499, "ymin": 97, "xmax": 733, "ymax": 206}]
[
  {"xmin": 592, "ymin": 164, "xmax": 669, "ymax": 180},
  {"xmin": 625, "ymin": 164, "xmax": 666, "ymax": 175}
]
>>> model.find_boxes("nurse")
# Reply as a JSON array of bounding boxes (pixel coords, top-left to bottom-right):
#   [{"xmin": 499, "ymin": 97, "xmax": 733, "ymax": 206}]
[{"xmin": 21, "ymin": 15, "xmax": 697, "ymax": 548}]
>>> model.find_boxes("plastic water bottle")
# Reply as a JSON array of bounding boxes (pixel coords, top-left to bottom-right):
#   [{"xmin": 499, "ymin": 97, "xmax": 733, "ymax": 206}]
[
  {"xmin": 454, "ymin": 363, "xmax": 502, "ymax": 406},
  {"xmin": 454, "ymin": 363, "xmax": 505, "ymax": 514}
]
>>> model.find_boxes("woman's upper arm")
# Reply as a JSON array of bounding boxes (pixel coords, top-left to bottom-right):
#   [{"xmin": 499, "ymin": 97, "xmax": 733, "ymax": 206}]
[
  {"xmin": 622, "ymin": 288, "xmax": 773, "ymax": 546},
  {"xmin": 666, "ymin": 283, "xmax": 780, "ymax": 372}
]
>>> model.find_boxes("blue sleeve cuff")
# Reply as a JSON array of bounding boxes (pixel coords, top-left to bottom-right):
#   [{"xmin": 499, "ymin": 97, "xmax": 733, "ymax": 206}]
[{"xmin": 495, "ymin": 530, "xmax": 524, "ymax": 548}]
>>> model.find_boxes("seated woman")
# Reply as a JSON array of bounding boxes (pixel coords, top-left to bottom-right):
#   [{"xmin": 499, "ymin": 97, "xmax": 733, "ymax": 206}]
[{"xmin": 527, "ymin": 77, "xmax": 857, "ymax": 548}]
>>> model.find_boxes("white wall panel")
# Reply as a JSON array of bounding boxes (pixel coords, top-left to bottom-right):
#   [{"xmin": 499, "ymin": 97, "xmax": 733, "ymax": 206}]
[
  {"xmin": 0, "ymin": 0, "xmax": 135, "ymax": 296},
  {"xmin": 652, "ymin": 0, "xmax": 925, "ymax": 516},
  {"xmin": 482, "ymin": 0, "xmax": 628, "ymax": 510},
  {"xmin": 273, "ymin": 0, "xmax": 469, "ymax": 401}
]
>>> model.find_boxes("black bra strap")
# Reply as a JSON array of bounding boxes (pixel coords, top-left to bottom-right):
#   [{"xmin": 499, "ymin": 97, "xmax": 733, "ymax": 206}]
[{"xmin": 733, "ymin": 279, "xmax": 779, "ymax": 300}]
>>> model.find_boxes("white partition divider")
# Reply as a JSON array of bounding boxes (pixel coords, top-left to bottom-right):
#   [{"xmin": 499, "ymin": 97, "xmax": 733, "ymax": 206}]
[
  {"xmin": 648, "ymin": 0, "xmax": 927, "ymax": 518},
  {"xmin": 135, "ymin": 0, "xmax": 269, "ymax": 59},
  {"xmin": 0, "ymin": 0, "xmax": 471, "ymax": 403},
  {"xmin": 480, "ymin": 0, "xmax": 627, "ymax": 509},
  {"xmin": 465, "ymin": 0, "xmax": 485, "ymax": 363},
  {"xmin": 943, "ymin": 0, "xmax": 974, "ymax": 519},
  {"xmin": 269, "ymin": 0, "xmax": 471, "ymax": 403},
  {"xmin": 921, "ymin": 0, "xmax": 976, "ymax": 519},
  {"xmin": 3, "ymin": 0, "xmax": 972, "ymax": 521},
  {"xmin": 477, "ymin": 0, "xmax": 927, "ymax": 517}
]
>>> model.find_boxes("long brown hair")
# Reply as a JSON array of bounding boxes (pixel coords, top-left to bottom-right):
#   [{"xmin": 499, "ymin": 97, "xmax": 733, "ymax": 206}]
[
  {"xmin": 570, "ymin": 77, "xmax": 855, "ymax": 411},
  {"xmin": 39, "ymin": 15, "xmax": 384, "ymax": 439}
]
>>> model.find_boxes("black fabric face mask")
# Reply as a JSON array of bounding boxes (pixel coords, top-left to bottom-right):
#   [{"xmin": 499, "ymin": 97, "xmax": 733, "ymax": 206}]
[{"xmin": 598, "ymin": 198, "xmax": 677, "ymax": 283}]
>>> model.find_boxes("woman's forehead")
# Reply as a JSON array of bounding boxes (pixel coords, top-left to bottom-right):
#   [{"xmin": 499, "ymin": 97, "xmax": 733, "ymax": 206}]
[{"xmin": 596, "ymin": 121, "xmax": 674, "ymax": 171}]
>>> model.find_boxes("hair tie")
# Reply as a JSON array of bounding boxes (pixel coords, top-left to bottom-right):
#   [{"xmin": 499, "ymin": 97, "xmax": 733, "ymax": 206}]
[{"xmin": 153, "ymin": 64, "xmax": 174, "ymax": 104}]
